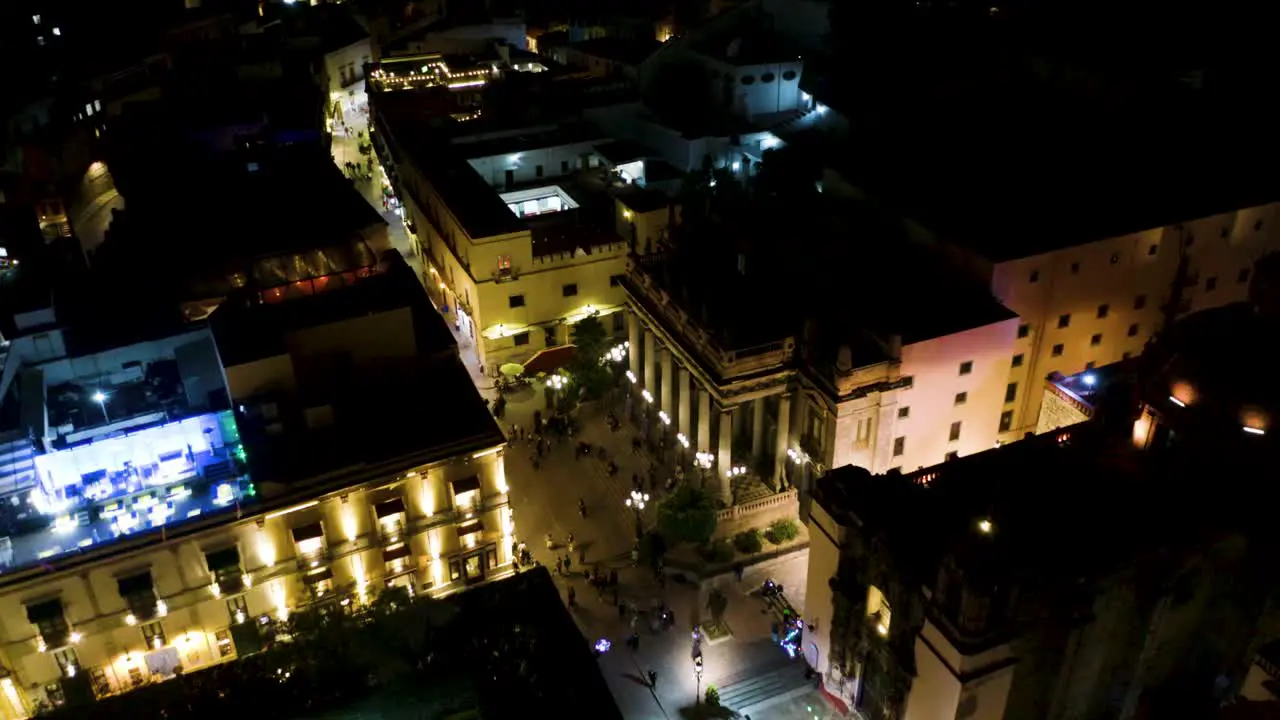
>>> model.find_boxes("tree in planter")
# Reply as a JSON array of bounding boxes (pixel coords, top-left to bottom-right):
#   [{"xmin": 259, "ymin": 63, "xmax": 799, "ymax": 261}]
[
  {"xmin": 656, "ymin": 485, "xmax": 719, "ymax": 545},
  {"xmin": 706, "ymin": 587, "xmax": 729, "ymax": 626},
  {"xmin": 732, "ymin": 529, "xmax": 763, "ymax": 554},
  {"xmin": 765, "ymin": 518, "xmax": 800, "ymax": 545},
  {"xmin": 565, "ymin": 314, "xmax": 613, "ymax": 402}
]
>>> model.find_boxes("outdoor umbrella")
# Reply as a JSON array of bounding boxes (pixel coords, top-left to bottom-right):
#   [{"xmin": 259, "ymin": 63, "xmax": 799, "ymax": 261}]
[{"xmin": 499, "ymin": 363, "xmax": 525, "ymax": 378}]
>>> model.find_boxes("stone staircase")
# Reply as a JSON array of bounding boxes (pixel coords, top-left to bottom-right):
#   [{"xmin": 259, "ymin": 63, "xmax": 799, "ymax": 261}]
[
  {"xmin": 716, "ymin": 663, "xmax": 811, "ymax": 715},
  {"xmin": 732, "ymin": 474, "xmax": 774, "ymax": 505}
]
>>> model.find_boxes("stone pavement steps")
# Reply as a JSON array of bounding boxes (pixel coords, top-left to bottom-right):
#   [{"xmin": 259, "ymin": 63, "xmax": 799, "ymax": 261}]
[
  {"xmin": 732, "ymin": 476, "xmax": 775, "ymax": 505},
  {"xmin": 716, "ymin": 663, "xmax": 811, "ymax": 715}
]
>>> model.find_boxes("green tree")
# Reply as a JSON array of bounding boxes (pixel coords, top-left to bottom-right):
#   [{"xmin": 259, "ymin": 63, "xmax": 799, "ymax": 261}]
[
  {"xmin": 656, "ymin": 485, "xmax": 719, "ymax": 545},
  {"xmin": 707, "ymin": 587, "xmax": 729, "ymax": 625},
  {"xmin": 566, "ymin": 314, "xmax": 612, "ymax": 401}
]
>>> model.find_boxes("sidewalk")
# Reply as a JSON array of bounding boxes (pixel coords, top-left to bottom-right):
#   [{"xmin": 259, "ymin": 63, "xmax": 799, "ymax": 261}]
[
  {"xmin": 322, "ymin": 84, "xmax": 501, "ymax": 394},
  {"xmin": 325, "ymin": 84, "xmax": 426, "ymax": 286}
]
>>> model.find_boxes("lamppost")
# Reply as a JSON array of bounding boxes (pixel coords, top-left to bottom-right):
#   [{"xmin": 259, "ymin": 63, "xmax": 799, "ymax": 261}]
[
  {"xmin": 625, "ymin": 489, "xmax": 649, "ymax": 540},
  {"xmin": 92, "ymin": 391, "xmax": 110, "ymax": 423},
  {"xmin": 547, "ymin": 372, "xmax": 565, "ymax": 410},
  {"xmin": 694, "ymin": 452, "xmax": 714, "ymax": 490}
]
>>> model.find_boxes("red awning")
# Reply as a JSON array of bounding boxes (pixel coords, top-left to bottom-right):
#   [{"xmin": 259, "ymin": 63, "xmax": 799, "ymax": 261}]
[{"xmin": 523, "ymin": 345, "xmax": 576, "ymax": 376}]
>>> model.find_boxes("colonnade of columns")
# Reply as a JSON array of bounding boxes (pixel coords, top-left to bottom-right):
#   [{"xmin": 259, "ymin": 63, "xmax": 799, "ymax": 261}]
[{"xmin": 625, "ymin": 311, "xmax": 792, "ymax": 507}]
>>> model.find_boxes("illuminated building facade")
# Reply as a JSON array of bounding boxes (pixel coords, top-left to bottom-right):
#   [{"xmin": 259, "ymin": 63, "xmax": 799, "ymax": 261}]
[
  {"xmin": 0, "ymin": 256, "xmax": 511, "ymax": 715},
  {"xmin": 370, "ymin": 88, "xmax": 639, "ymax": 369},
  {"xmin": 0, "ymin": 431, "xmax": 508, "ymax": 715},
  {"xmin": 621, "ymin": 244, "xmax": 1020, "ymax": 512},
  {"xmin": 980, "ymin": 203, "xmax": 1280, "ymax": 440},
  {"xmin": 804, "ymin": 285, "xmax": 1280, "ymax": 719}
]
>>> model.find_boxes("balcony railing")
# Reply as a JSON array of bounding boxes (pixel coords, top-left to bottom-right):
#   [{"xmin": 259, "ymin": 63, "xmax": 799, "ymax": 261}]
[
  {"xmin": 379, "ymin": 519, "xmax": 407, "ymax": 545},
  {"xmin": 296, "ymin": 548, "xmax": 333, "ymax": 571},
  {"xmin": 624, "ymin": 256, "xmax": 795, "ymax": 382}
]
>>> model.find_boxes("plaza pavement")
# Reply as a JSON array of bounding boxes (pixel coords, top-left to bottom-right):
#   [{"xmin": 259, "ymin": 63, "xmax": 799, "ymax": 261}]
[{"xmin": 501, "ymin": 383, "xmax": 835, "ymax": 719}]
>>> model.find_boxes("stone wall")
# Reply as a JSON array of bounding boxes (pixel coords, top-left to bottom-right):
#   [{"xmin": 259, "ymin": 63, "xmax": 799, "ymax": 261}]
[{"xmin": 712, "ymin": 489, "xmax": 800, "ymax": 540}]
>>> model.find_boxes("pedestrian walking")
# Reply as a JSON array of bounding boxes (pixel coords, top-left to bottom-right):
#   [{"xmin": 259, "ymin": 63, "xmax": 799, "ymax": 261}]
[
  {"xmin": 648, "ymin": 669, "xmax": 657, "ymax": 688},
  {"xmin": 734, "ymin": 562, "xmax": 745, "ymax": 582},
  {"xmin": 567, "ymin": 586, "xmax": 576, "ymax": 608}
]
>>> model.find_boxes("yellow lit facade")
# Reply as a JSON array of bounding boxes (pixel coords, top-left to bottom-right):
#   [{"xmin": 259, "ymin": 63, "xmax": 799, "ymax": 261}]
[
  {"xmin": 393, "ymin": 157, "xmax": 628, "ymax": 369},
  {"xmin": 979, "ymin": 203, "xmax": 1280, "ymax": 438},
  {"xmin": 0, "ymin": 445, "xmax": 512, "ymax": 715}
]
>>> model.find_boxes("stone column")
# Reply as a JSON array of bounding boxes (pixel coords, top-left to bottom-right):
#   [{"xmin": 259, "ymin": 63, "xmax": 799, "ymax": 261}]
[
  {"xmin": 697, "ymin": 389, "xmax": 712, "ymax": 452},
  {"xmin": 775, "ymin": 393, "xmax": 792, "ymax": 486},
  {"xmin": 660, "ymin": 349, "xmax": 674, "ymax": 418},
  {"xmin": 678, "ymin": 367, "xmax": 692, "ymax": 440},
  {"xmin": 751, "ymin": 397, "xmax": 767, "ymax": 459},
  {"xmin": 627, "ymin": 311, "xmax": 641, "ymax": 379},
  {"xmin": 643, "ymin": 330, "xmax": 657, "ymax": 391},
  {"xmin": 718, "ymin": 410, "xmax": 734, "ymax": 505}
]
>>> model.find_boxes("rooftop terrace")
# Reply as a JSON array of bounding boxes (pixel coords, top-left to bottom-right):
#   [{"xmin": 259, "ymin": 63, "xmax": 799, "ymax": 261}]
[
  {"xmin": 98, "ymin": 147, "xmax": 385, "ymax": 301},
  {"xmin": 209, "ymin": 253, "xmax": 454, "ymax": 368},
  {"xmin": 0, "ymin": 328, "xmax": 249, "ymax": 582}
]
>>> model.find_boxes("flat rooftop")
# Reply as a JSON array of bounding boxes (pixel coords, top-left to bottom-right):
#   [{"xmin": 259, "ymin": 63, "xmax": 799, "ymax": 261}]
[
  {"xmin": 0, "ymin": 328, "xmax": 248, "ymax": 584},
  {"xmin": 631, "ymin": 189, "xmax": 1014, "ymax": 363},
  {"xmin": 373, "ymin": 101, "xmax": 525, "ymax": 239},
  {"xmin": 210, "ymin": 253, "xmax": 502, "ymax": 486},
  {"xmin": 594, "ymin": 139, "xmax": 654, "ymax": 166},
  {"xmin": 209, "ymin": 253, "xmax": 455, "ymax": 367},
  {"xmin": 565, "ymin": 37, "xmax": 661, "ymax": 67},
  {"xmin": 98, "ymin": 147, "xmax": 385, "ymax": 293},
  {"xmin": 817, "ymin": 430, "xmax": 1158, "ymax": 593},
  {"xmin": 236, "ymin": 353, "xmax": 502, "ymax": 489},
  {"xmin": 450, "ymin": 120, "xmax": 606, "ymax": 161},
  {"xmin": 373, "ymin": 85, "xmax": 622, "ymax": 241},
  {"xmin": 616, "ymin": 187, "xmax": 673, "ymax": 214}
]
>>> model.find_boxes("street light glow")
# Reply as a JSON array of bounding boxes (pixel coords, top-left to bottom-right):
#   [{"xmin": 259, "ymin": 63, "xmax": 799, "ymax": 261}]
[
  {"xmin": 92, "ymin": 391, "xmax": 106, "ymax": 404},
  {"xmin": 625, "ymin": 490, "xmax": 650, "ymax": 511}
]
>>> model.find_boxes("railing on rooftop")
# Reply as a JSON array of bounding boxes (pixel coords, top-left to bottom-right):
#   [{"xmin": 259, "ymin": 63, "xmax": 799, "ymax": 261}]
[{"xmin": 625, "ymin": 255, "xmax": 794, "ymax": 381}]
